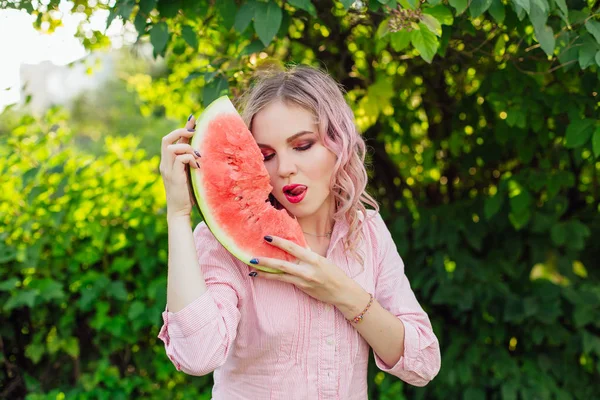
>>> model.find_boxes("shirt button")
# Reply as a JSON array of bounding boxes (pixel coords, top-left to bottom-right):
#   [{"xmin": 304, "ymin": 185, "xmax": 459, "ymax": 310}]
[{"xmin": 326, "ymin": 338, "xmax": 334, "ymax": 346}]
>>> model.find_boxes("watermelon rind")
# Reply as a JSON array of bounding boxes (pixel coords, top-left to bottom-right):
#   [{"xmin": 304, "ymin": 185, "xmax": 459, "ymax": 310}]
[{"xmin": 187, "ymin": 96, "xmax": 283, "ymax": 274}]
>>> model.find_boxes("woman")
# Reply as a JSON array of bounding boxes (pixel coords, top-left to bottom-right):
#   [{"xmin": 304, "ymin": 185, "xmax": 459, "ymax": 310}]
[{"xmin": 158, "ymin": 65, "xmax": 441, "ymax": 399}]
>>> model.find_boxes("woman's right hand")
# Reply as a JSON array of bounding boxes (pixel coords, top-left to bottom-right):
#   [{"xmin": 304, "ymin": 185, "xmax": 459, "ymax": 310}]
[{"xmin": 159, "ymin": 114, "xmax": 202, "ymax": 219}]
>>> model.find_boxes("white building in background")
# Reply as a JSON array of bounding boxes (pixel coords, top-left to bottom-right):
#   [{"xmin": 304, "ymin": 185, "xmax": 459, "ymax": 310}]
[{"xmin": 18, "ymin": 52, "xmax": 116, "ymax": 113}]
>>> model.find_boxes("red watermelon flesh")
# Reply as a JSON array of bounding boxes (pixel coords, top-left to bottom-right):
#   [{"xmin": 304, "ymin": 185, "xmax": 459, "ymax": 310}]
[{"xmin": 189, "ymin": 96, "xmax": 307, "ymax": 273}]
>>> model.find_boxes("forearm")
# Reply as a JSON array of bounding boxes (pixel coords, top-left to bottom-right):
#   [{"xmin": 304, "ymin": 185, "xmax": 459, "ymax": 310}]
[
  {"xmin": 334, "ymin": 281, "xmax": 405, "ymax": 367},
  {"xmin": 166, "ymin": 214, "xmax": 207, "ymax": 312}
]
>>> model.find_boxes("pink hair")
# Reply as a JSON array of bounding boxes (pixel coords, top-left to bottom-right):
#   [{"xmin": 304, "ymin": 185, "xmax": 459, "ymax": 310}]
[{"xmin": 236, "ymin": 64, "xmax": 379, "ymax": 264}]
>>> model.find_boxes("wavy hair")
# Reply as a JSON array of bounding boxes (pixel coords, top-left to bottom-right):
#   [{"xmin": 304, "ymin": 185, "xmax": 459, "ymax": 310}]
[{"xmin": 236, "ymin": 64, "xmax": 379, "ymax": 264}]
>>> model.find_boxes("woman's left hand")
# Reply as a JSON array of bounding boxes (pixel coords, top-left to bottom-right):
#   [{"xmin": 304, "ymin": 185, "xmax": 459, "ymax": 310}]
[{"xmin": 249, "ymin": 235, "xmax": 359, "ymax": 306}]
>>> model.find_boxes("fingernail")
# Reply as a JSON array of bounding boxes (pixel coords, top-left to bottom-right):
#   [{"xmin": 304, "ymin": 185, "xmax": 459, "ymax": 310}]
[
  {"xmin": 195, "ymin": 161, "xmax": 200, "ymax": 168},
  {"xmin": 250, "ymin": 258, "xmax": 259, "ymax": 264},
  {"xmin": 188, "ymin": 114, "xmax": 193, "ymax": 121},
  {"xmin": 249, "ymin": 271, "xmax": 258, "ymax": 277},
  {"xmin": 194, "ymin": 150, "xmax": 201, "ymax": 158},
  {"xmin": 264, "ymin": 236, "xmax": 272, "ymax": 242},
  {"xmin": 187, "ymin": 128, "xmax": 195, "ymax": 132}
]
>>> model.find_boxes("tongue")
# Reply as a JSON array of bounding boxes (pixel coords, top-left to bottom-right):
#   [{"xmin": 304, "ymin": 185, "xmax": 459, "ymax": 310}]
[{"xmin": 289, "ymin": 186, "xmax": 306, "ymax": 195}]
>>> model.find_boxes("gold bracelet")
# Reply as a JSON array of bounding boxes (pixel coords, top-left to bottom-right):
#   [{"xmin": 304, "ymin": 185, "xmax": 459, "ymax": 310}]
[{"xmin": 350, "ymin": 293, "xmax": 374, "ymax": 324}]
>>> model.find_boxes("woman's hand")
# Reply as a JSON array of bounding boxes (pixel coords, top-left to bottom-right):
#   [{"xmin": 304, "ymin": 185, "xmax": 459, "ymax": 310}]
[
  {"xmin": 249, "ymin": 236, "xmax": 364, "ymax": 310},
  {"xmin": 159, "ymin": 114, "xmax": 202, "ymax": 219}
]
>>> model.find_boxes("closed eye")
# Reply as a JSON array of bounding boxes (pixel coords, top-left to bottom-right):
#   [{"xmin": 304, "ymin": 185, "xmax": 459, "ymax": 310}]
[{"xmin": 263, "ymin": 143, "xmax": 313, "ymax": 162}]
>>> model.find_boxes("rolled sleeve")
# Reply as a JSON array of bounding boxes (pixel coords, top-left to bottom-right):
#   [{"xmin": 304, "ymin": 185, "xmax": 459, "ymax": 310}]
[
  {"xmin": 157, "ymin": 222, "xmax": 246, "ymax": 376},
  {"xmin": 372, "ymin": 213, "xmax": 441, "ymax": 386}
]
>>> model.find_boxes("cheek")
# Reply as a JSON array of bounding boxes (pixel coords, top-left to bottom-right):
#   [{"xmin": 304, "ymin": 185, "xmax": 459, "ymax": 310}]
[{"xmin": 306, "ymin": 149, "xmax": 336, "ymax": 182}]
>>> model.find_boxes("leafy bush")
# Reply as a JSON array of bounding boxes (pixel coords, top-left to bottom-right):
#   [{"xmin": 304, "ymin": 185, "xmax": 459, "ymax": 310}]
[{"xmin": 0, "ymin": 109, "xmax": 213, "ymax": 399}]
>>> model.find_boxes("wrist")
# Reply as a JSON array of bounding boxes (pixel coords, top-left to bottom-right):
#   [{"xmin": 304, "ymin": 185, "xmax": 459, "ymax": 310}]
[
  {"xmin": 334, "ymin": 280, "xmax": 372, "ymax": 321},
  {"xmin": 167, "ymin": 213, "xmax": 191, "ymax": 224}
]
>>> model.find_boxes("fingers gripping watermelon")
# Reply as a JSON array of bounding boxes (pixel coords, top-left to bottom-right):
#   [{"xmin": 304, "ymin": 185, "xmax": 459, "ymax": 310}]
[{"xmin": 187, "ymin": 96, "xmax": 308, "ymax": 273}]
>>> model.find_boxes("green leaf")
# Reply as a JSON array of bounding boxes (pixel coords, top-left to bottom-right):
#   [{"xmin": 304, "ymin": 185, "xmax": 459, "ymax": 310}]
[
  {"xmin": 494, "ymin": 34, "xmax": 506, "ymax": 56},
  {"xmin": 449, "ymin": 0, "xmax": 468, "ymax": 14},
  {"xmin": 4, "ymin": 290, "xmax": 38, "ymax": 311},
  {"xmin": 25, "ymin": 342, "xmax": 44, "ymax": 364},
  {"xmin": 149, "ymin": 22, "xmax": 169, "ymax": 55},
  {"xmin": 423, "ymin": 5, "xmax": 453, "ymax": 25},
  {"xmin": 254, "ymin": 1, "xmax": 282, "ymax": 47},
  {"xmin": 579, "ymin": 37, "xmax": 599, "ymax": 69},
  {"xmin": 509, "ymin": 189, "xmax": 532, "ymax": 215},
  {"xmin": 550, "ymin": 223, "xmax": 566, "ymax": 246},
  {"xmin": 119, "ymin": 0, "xmax": 135, "ymax": 19},
  {"xmin": 63, "ymin": 337, "xmax": 80, "ymax": 358},
  {"xmin": 583, "ymin": 331, "xmax": 600, "ymax": 355},
  {"xmin": 139, "ymin": 0, "xmax": 157, "ymax": 15},
  {"xmin": 411, "ymin": 24, "xmax": 439, "ymax": 63},
  {"xmin": 531, "ymin": 0, "xmax": 548, "ymax": 14},
  {"xmin": 203, "ymin": 77, "xmax": 229, "ymax": 108},
  {"xmin": 340, "ymin": 0, "xmax": 355, "ymax": 10},
  {"xmin": 377, "ymin": 18, "xmax": 391, "ymax": 38},
  {"xmin": 596, "ymin": 50, "xmax": 600, "ymax": 67},
  {"xmin": 421, "ymin": 14, "xmax": 442, "ymax": 36},
  {"xmin": 241, "ymin": 39, "xmax": 264, "ymax": 56},
  {"xmin": 391, "ymin": 30, "xmax": 411, "ymax": 51},
  {"xmin": 564, "ymin": 119, "xmax": 595, "ymax": 148},
  {"xmin": 469, "ymin": 0, "xmax": 493, "ymax": 18},
  {"xmin": 181, "ymin": 25, "xmax": 198, "ymax": 49},
  {"xmin": 287, "ymin": 0, "xmax": 317, "ymax": 17},
  {"xmin": 234, "ymin": 1, "xmax": 256, "ymax": 32},
  {"xmin": 0, "ymin": 278, "xmax": 18, "ymax": 291},
  {"xmin": 133, "ymin": 13, "xmax": 146, "ymax": 35},
  {"xmin": 109, "ymin": 281, "xmax": 128, "ymax": 301},
  {"xmin": 29, "ymin": 279, "xmax": 64, "ymax": 302},
  {"xmin": 585, "ymin": 20, "xmax": 600, "ymax": 44},
  {"xmin": 128, "ymin": 301, "xmax": 146, "ymax": 320},
  {"xmin": 406, "ymin": 0, "xmax": 419, "ymax": 10},
  {"xmin": 488, "ymin": 0, "xmax": 505, "ymax": 23},
  {"xmin": 216, "ymin": 0, "xmax": 237, "ymax": 30},
  {"xmin": 592, "ymin": 126, "xmax": 600, "ymax": 158},
  {"xmin": 554, "ymin": 0, "xmax": 568, "ymax": 19},
  {"xmin": 535, "ymin": 25, "xmax": 555, "ymax": 56},
  {"xmin": 484, "ymin": 193, "xmax": 504, "ymax": 219},
  {"xmin": 512, "ymin": 0, "xmax": 530, "ymax": 14}
]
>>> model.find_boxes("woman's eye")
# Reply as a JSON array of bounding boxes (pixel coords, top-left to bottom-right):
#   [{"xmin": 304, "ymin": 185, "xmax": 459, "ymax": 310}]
[
  {"xmin": 263, "ymin": 153, "xmax": 275, "ymax": 161},
  {"xmin": 295, "ymin": 143, "xmax": 313, "ymax": 151}
]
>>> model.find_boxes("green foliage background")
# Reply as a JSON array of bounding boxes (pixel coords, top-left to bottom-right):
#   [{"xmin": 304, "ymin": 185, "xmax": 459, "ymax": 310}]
[{"xmin": 1, "ymin": 0, "xmax": 599, "ymax": 399}]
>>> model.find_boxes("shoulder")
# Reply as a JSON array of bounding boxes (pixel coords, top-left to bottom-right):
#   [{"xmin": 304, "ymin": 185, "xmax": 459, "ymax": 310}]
[{"xmin": 362, "ymin": 209, "xmax": 388, "ymax": 235}]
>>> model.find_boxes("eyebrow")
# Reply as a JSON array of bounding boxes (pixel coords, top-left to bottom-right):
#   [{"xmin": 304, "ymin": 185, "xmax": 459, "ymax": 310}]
[{"xmin": 257, "ymin": 131, "xmax": 314, "ymax": 148}]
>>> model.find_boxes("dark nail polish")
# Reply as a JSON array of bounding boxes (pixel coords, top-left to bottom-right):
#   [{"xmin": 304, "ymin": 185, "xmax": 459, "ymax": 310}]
[
  {"xmin": 195, "ymin": 161, "xmax": 200, "ymax": 168},
  {"xmin": 249, "ymin": 271, "xmax": 258, "ymax": 277},
  {"xmin": 264, "ymin": 236, "xmax": 272, "ymax": 242},
  {"xmin": 250, "ymin": 258, "xmax": 259, "ymax": 264},
  {"xmin": 194, "ymin": 150, "xmax": 201, "ymax": 158},
  {"xmin": 187, "ymin": 128, "xmax": 195, "ymax": 132},
  {"xmin": 188, "ymin": 114, "xmax": 193, "ymax": 121}
]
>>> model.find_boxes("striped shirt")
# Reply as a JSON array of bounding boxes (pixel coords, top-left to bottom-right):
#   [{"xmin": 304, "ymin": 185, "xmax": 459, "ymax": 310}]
[{"xmin": 158, "ymin": 210, "xmax": 441, "ymax": 399}]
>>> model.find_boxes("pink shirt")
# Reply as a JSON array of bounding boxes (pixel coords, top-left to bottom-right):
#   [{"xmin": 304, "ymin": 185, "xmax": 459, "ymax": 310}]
[{"xmin": 158, "ymin": 210, "xmax": 441, "ymax": 399}]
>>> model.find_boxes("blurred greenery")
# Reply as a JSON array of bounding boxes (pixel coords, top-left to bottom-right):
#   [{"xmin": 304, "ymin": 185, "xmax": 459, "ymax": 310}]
[{"xmin": 1, "ymin": 0, "xmax": 599, "ymax": 399}]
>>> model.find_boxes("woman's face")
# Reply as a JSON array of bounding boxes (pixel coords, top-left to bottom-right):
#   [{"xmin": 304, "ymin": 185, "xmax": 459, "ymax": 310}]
[{"xmin": 251, "ymin": 100, "xmax": 337, "ymax": 218}]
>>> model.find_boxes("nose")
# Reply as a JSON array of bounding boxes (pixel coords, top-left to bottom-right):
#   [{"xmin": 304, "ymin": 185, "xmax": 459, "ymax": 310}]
[{"xmin": 276, "ymin": 154, "xmax": 297, "ymax": 178}]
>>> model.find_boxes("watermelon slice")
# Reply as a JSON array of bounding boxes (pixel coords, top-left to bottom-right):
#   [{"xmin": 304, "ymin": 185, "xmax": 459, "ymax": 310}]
[{"xmin": 187, "ymin": 96, "xmax": 308, "ymax": 273}]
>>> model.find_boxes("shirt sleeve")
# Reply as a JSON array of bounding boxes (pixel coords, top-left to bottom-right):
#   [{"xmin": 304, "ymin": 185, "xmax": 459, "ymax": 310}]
[
  {"xmin": 371, "ymin": 213, "xmax": 441, "ymax": 386},
  {"xmin": 157, "ymin": 221, "xmax": 246, "ymax": 376}
]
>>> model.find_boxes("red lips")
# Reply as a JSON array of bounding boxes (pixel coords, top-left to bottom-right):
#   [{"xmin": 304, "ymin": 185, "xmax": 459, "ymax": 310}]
[{"xmin": 282, "ymin": 184, "xmax": 307, "ymax": 204}]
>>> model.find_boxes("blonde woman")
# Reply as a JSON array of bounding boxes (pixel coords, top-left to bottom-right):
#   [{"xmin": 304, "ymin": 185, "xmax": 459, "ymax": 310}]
[{"xmin": 158, "ymin": 65, "xmax": 441, "ymax": 399}]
